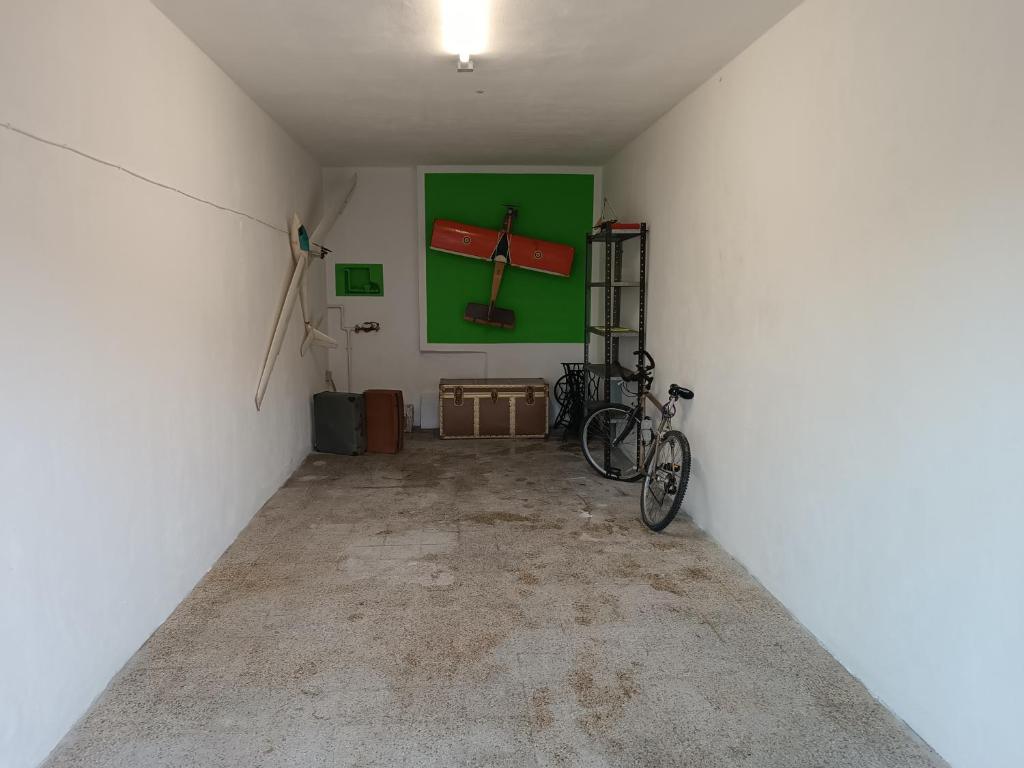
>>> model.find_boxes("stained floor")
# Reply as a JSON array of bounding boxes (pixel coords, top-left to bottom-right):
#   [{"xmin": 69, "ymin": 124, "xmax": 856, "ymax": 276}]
[{"xmin": 44, "ymin": 434, "xmax": 945, "ymax": 767}]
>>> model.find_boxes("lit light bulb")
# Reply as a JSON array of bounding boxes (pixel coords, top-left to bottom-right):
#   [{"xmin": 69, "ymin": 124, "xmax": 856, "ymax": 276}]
[{"xmin": 442, "ymin": 0, "xmax": 490, "ymax": 59}]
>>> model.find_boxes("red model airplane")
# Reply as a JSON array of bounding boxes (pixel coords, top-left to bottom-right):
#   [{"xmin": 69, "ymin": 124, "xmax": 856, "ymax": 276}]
[{"xmin": 430, "ymin": 206, "xmax": 574, "ymax": 329}]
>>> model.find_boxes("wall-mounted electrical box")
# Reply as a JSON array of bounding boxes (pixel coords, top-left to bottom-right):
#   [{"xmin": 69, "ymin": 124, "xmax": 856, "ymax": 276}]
[{"xmin": 335, "ymin": 263, "xmax": 384, "ymax": 296}]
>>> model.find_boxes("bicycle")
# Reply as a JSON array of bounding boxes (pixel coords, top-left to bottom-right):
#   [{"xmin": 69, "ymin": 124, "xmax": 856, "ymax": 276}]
[{"xmin": 580, "ymin": 353, "xmax": 694, "ymax": 531}]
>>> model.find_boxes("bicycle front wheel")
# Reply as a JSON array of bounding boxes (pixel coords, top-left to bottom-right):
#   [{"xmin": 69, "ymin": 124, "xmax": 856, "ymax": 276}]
[
  {"xmin": 580, "ymin": 405, "xmax": 648, "ymax": 482},
  {"xmin": 641, "ymin": 431, "xmax": 691, "ymax": 531}
]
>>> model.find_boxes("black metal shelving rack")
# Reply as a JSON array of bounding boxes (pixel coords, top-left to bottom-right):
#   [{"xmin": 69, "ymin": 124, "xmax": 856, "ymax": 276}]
[{"xmin": 582, "ymin": 222, "xmax": 648, "ymax": 406}]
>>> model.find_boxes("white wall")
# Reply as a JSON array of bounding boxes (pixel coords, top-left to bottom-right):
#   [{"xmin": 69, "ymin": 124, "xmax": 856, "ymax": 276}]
[
  {"xmin": 321, "ymin": 167, "xmax": 587, "ymax": 426},
  {"xmin": 0, "ymin": 2, "xmax": 325, "ymax": 766},
  {"xmin": 603, "ymin": 1, "xmax": 1023, "ymax": 766}
]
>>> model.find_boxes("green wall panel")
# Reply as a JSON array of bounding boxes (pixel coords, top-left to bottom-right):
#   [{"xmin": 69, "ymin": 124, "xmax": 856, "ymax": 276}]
[
  {"xmin": 424, "ymin": 172, "xmax": 593, "ymax": 344},
  {"xmin": 335, "ymin": 263, "xmax": 384, "ymax": 296}
]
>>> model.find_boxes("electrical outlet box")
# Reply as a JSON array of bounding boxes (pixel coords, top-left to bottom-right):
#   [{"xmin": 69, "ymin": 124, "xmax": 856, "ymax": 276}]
[{"xmin": 335, "ymin": 263, "xmax": 384, "ymax": 296}]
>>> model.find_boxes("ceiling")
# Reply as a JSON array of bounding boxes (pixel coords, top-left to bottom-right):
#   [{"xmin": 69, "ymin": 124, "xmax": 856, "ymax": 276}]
[{"xmin": 152, "ymin": 0, "xmax": 801, "ymax": 166}]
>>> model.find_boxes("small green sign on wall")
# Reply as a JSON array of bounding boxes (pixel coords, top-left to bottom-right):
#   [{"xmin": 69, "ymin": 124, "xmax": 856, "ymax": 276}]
[{"xmin": 335, "ymin": 263, "xmax": 384, "ymax": 296}]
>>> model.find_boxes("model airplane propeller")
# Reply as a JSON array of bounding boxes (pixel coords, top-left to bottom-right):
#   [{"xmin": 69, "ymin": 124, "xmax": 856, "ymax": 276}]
[
  {"xmin": 255, "ymin": 175, "xmax": 357, "ymax": 410},
  {"xmin": 430, "ymin": 206, "xmax": 574, "ymax": 329}
]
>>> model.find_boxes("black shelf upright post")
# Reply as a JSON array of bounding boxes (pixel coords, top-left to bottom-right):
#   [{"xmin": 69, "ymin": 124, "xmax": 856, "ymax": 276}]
[
  {"xmin": 582, "ymin": 235, "xmax": 592, "ymax": 376},
  {"xmin": 603, "ymin": 234, "xmax": 613, "ymax": 404},
  {"xmin": 602, "ymin": 232, "xmax": 613, "ymax": 472},
  {"xmin": 638, "ymin": 222, "xmax": 647, "ymax": 370},
  {"xmin": 613, "ymin": 238, "xmax": 624, "ymax": 384}
]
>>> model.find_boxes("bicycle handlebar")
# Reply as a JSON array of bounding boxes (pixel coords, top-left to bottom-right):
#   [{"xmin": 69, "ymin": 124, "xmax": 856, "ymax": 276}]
[{"xmin": 619, "ymin": 351, "xmax": 695, "ymax": 403}]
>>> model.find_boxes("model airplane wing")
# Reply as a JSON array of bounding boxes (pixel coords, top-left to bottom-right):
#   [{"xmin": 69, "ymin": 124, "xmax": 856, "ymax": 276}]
[
  {"xmin": 310, "ymin": 172, "xmax": 358, "ymax": 247},
  {"xmin": 506, "ymin": 233, "xmax": 573, "ymax": 277},
  {"xmin": 430, "ymin": 219, "xmax": 502, "ymax": 262},
  {"xmin": 430, "ymin": 219, "xmax": 573, "ymax": 277}
]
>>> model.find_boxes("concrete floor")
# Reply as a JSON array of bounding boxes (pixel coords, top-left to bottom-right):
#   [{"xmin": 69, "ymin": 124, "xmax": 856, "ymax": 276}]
[{"xmin": 45, "ymin": 434, "xmax": 945, "ymax": 767}]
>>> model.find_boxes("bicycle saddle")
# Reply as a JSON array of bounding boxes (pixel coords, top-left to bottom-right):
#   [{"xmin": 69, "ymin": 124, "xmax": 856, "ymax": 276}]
[{"xmin": 669, "ymin": 384, "xmax": 694, "ymax": 400}]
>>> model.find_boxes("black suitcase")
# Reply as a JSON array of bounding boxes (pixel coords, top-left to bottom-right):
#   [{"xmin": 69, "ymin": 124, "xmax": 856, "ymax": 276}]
[{"xmin": 313, "ymin": 392, "xmax": 366, "ymax": 455}]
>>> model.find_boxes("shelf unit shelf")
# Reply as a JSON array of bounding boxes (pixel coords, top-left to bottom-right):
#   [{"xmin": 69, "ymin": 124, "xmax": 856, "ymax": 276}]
[
  {"xmin": 587, "ymin": 229, "xmax": 643, "ymax": 244},
  {"xmin": 587, "ymin": 281, "xmax": 641, "ymax": 288},
  {"xmin": 585, "ymin": 361, "xmax": 631, "ymax": 379},
  {"xmin": 588, "ymin": 326, "xmax": 639, "ymax": 337}
]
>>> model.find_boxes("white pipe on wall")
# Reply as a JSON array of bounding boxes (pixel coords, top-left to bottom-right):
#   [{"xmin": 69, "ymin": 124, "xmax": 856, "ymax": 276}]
[{"xmin": 327, "ymin": 304, "xmax": 363, "ymax": 393}]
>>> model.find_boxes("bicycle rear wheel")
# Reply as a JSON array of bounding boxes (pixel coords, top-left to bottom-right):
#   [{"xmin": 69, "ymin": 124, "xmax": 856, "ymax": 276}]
[
  {"xmin": 640, "ymin": 431, "xmax": 691, "ymax": 531},
  {"xmin": 580, "ymin": 405, "xmax": 649, "ymax": 482}
]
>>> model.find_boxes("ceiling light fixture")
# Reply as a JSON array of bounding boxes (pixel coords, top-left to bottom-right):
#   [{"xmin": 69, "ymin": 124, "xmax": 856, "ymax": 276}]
[{"xmin": 442, "ymin": 0, "xmax": 489, "ymax": 72}]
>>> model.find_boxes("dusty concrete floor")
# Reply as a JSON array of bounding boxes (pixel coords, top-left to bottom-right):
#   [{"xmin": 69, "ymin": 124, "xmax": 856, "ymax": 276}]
[{"xmin": 44, "ymin": 434, "xmax": 945, "ymax": 767}]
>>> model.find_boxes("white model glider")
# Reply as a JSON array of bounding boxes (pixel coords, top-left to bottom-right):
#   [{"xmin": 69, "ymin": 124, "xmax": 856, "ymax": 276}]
[{"xmin": 254, "ymin": 175, "xmax": 357, "ymax": 410}]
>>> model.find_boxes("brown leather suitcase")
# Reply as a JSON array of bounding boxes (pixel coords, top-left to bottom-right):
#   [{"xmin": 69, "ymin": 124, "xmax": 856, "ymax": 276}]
[
  {"xmin": 439, "ymin": 378, "xmax": 549, "ymax": 439},
  {"xmin": 364, "ymin": 389, "xmax": 404, "ymax": 453}
]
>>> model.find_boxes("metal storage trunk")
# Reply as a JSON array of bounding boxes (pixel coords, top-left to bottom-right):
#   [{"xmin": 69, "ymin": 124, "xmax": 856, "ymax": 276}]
[{"xmin": 438, "ymin": 378, "xmax": 549, "ymax": 439}]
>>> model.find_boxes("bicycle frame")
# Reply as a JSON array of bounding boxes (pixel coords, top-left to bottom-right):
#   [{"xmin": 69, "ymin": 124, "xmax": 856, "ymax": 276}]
[
  {"xmin": 646, "ymin": 391, "xmax": 677, "ymax": 441},
  {"xmin": 606, "ymin": 385, "xmax": 676, "ymax": 473}
]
